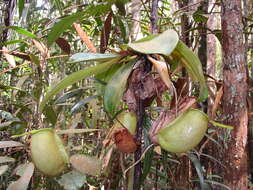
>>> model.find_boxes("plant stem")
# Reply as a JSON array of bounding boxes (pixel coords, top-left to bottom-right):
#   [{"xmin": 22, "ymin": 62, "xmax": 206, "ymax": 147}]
[{"xmin": 133, "ymin": 98, "xmax": 144, "ymax": 190}]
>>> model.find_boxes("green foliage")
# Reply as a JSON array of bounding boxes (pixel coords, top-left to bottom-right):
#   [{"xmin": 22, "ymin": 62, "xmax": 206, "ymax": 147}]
[
  {"xmin": 171, "ymin": 41, "xmax": 208, "ymax": 101},
  {"xmin": 39, "ymin": 57, "xmax": 121, "ymax": 112},
  {"xmin": 103, "ymin": 58, "xmax": 136, "ymax": 115},
  {"xmin": 128, "ymin": 29, "xmax": 179, "ymax": 56},
  {"xmin": 8, "ymin": 26, "xmax": 37, "ymax": 38},
  {"xmin": 0, "ymin": 0, "xmax": 240, "ymax": 189},
  {"xmin": 47, "ymin": 11, "xmax": 87, "ymax": 46}
]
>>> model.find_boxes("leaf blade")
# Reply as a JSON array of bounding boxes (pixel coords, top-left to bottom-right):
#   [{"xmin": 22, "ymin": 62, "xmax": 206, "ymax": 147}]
[
  {"xmin": 171, "ymin": 41, "xmax": 208, "ymax": 101},
  {"xmin": 8, "ymin": 26, "xmax": 37, "ymax": 39},
  {"xmin": 39, "ymin": 57, "xmax": 121, "ymax": 112},
  {"xmin": 128, "ymin": 29, "xmax": 179, "ymax": 56},
  {"xmin": 68, "ymin": 53, "xmax": 119, "ymax": 63},
  {"xmin": 104, "ymin": 59, "xmax": 136, "ymax": 115},
  {"xmin": 47, "ymin": 11, "xmax": 86, "ymax": 47}
]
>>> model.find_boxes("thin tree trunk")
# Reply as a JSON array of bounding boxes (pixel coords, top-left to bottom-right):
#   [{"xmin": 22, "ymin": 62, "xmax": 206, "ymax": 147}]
[
  {"xmin": 207, "ymin": 0, "xmax": 217, "ymax": 117},
  {"xmin": 1, "ymin": 0, "xmax": 15, "ymax": 49},
  {"xmin": 130, "ymin": 0, "xmax": 142, "ymax": 41},
  {"xmin": 178, "ymin": 0, "xmax": 191, "ymax": 47},
  {"xmin": 175, "ymin": 1, "xmax": 192, "ymax": 189},
  {"xmin": 221, "ymin": 0, "xmax": 248, "ymax": 189},
  {"xmin": 197, "ymin": 1, "xmax": 208, "ymax": 113},
  {"xmin": 198, "ymin": 1, "xmax": 208, "ymax": 70}
]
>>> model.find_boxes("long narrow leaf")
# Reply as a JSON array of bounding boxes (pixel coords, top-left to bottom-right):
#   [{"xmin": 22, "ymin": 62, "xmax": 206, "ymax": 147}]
[
  {"xmin": 171, "ymin": 41, "xmax": 208, "ymax": 101},
  {"xmin": 18, "ymin": 0, "xmax": 25, "ymax": 18},
  {"xmin": 70, "ymin": 95, "xmax": 98, "ymax": 114},
  {"xmin": 128, "ymin": 29, "xmax": 179, "ymax": 56},
  {"xmin": 56, "ymin": 129, "xmax": 101, "ymax": 135},
  {"xmin": 47, "ymin": 11, "xmax": 86, "ymax": 46},
  {"xmin": 8, "ymin": 26, "xmax": 37, "ymax": 39},
  {"xmin": 7, "ymin": 162, "xmax": 34, "ymax": 190},
  {"xmin": 55, "ymin": 87, "xmax": 92, "ymax": 104},
  {"xmin": 103, "ymin": 58, "xmax": 136, "ymax": 115},
  {"xmin": 39, "ymin": 57, "xmax": 121, "ymax": 112},
  {"xmin": 188, "ymin": 153, "xmax": 211, "ymax": 190},
  {"xmin": 69, "ymin": 53, "xmax": 119, "ymax": 63}
]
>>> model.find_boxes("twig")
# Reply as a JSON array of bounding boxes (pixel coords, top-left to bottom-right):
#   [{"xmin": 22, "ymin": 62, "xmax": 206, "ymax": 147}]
[
  {"xmin": 124, "ymin": 144, "xmax": 154, "ymax": 178},
  {"xmin": 174, "ymin": 0, "xmax": 205, "ymax": 14},
  {"xmin": 0, "ymin": 63, "xmax": 28, "ymax": 75},
  {"xmin": 151, "ymin": 0, "xmax": 159, "ymax": 34}
]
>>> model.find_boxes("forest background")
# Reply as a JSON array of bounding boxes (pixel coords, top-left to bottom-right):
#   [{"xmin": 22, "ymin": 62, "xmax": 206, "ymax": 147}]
[{"xmin": 0, "ymin": 0, "xmax": 253, "ymax": 190}]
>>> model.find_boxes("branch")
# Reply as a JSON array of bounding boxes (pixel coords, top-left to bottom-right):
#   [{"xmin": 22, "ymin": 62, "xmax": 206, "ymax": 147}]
[{"xmin": 151, "ymin": 0, "xmax": 159, "ymax": 34}]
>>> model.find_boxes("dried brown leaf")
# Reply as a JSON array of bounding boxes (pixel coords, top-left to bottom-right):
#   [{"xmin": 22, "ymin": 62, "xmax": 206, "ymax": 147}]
[
  {"xmin": 147, "ymin": 56, "xmax": 172, "ymax": 90},
  {"xmin": 123, "ymin": 65, "xmax": 168, "ymax": 112},
  {"xmin": 114, "ymin": 128, "xmax": 137, "ymax": 153},
  {"xmin": 100, "ymin": 12, "xmax": 113, "ymax": 53},
  {"xmin": 2, "ymin": 46, "xmax": 16, "ymax": 68},
  {"xmin": 55, "ymin": 37, "xmax": 71, "ymax": 54},
  {"xmin": 70, "ymin": 155, "xmax": 102, "ymax": 176},
  {"xmin": 32, "ymin": 39, "xmax": 49, "ymax": 58},
  {"xmin": 7, "ymin": 162, "xmax": 34, "ymax": 190},
  {"xmin": 0, "ymin": 141, "xmax": 24, "ymax": 149},
  {"xmin": 211, "ymin": 86, "xmax": 223, "ymax": 118},
  {"xmin": 0, "ymin": 165, "xmax": 8, "ymax": 176}
]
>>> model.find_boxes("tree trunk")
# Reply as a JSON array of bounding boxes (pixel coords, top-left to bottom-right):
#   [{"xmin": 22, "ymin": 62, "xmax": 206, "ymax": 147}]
[
  {"xmin": 221, "ymin": 0, "xmax": 248, "ymax": 189},
  {"xmin": 175, "ymin": 1, "xmax": 192, "ymax": 189},
  {"xmin": 130, "ymin": 0, "xmax": 142, "ymax": 41},
  {"xmin": 0, "ymin": 0, "xmax": 15, "ymax": 49},
  {"xmin": 206, "ymin": 0, "xmax": 217, "ymax": 117},
  {"xmin": 178, "ymin": 0, "xmax": 192, "ymax": 47},
  {"xmin": 197, "ymin": 1, "xmax": 208, "ymax": 113},
  {"xmin": 197, "ymin": 1, "xmax": 208, "ymax": 70}
]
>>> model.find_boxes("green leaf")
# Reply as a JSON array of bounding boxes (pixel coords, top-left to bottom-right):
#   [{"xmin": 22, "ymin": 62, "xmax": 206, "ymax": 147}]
[
  {"xmin": 85, "ymin": 2, "xmax": 112, "ymax": 17},
  {"xmin": 3, "ymin": 39, "xmax": 24, "ymax": 46},
  {"xmin": 39, "ymin": 57, "xmax": 121, "ymax": 112},
  {"xmin": 171, "ymin": 41, "xmax": 208, "ymax": 101},
  {"xmin": 204, "ymin": 180, "xmax": 230, "ymax": 190},
  {"xmin": 133, "ymin": 34, "xmax": 158, "ymax": 43},
  {"xmin": 47, "ymin": 11, "xmax": 86, "ymax": 47},
  {"xmin": 8, "ymin": 26, "xmax": 37, "ymax": 39},
  {"xmin": 94, "ymin": 63, "xmax": 123, "ymax": 95},
  {"xmin": 116, "ymin": 16, "xmax": 129, "ymax": 43},
  {"xmin": 18, "ymin": 0, "xmax": 25, "ymax": 18},
  {"xmin": 70, "ymin": 95, "xmax": 98, "ymax": 114},
  {"xmin": 57, "ymin": 170, "xmax": 86, "ymax": 190},
  {"xmin": 212, "ymin": 29, "xmax": 222, "ymax": 42},
  {"xmin": 0, "ymin": 110, "xmax": 14, "ymax": 120},
  {"xmin": 187, "ymin": 153, "xmax": 211, "ymax": 190},
  {"xmin": 209, "ymin": 120, "xmax": 234, "ymax": 129},
  {"xmin": 0, "ymin": 156, "xmax": 15, "ymax": 164},
  {"xmin": 104, "ymin": 58, "xmax": 136, "ymax": 115},
  {"xmin": 68, "ymin": 53, "xmax": 119, "ymax": 63},
  {"xmin": 128, "ymin": 29, "xmax": 179, "ymax": 56},
  {"xmin": 56, "ymin": 129, "xmax": 101, "ymax": 135},
  {"xmin": 141, "ymin": 115, "xmax": 153, "ymax": 184},
  {"xmin": 115, "ymin": 0, "xmax": 127, "ymax": 16},
  {"xmin": 142, "ymin": 144, "xmax": 154, "ymax": 184},
  {"xmin": 43, "ymin": 105, "xmax": 57, "ymax": 126},
  {"xmin": 193, "ymin": 10, "xmax": 208, "ymax": 23},
  {"xmin": 55, "ymin": 88, "xmax": 91, "ymax": 104}
]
